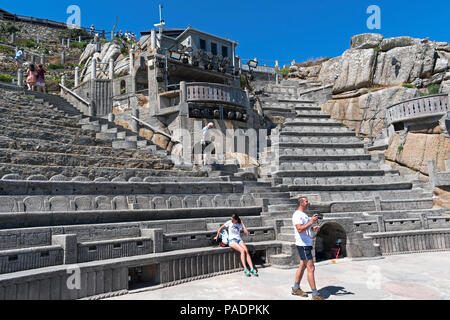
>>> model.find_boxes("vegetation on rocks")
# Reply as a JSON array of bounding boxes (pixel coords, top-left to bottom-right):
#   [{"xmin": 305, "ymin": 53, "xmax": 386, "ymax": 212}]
[{"xmin": 0, "ymin": 73, "xmax": 14, "ymax": 83}]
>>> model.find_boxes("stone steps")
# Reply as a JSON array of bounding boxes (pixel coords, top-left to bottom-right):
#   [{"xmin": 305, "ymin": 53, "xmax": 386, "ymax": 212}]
[
  {"xmin": 0, "ymin": 118, "xmax": 91, "ymax": 136},
  {"xmin": 0, "ymin": 136, "xmax": 147, "ymax": 158},
  {"xmin": 0, "ymin": 107, "xmax": 81, "ymax": 127},
  {"xmin": 0, "ymin": 126, "xmax": 107, "ymax": 147},
  {"xmin": 0, "ymin": 163, "xmax": 203, "ymax": 181},
  {"xmin": 0, "ymin": 148, "xmax": 170, "ymax": 169}
]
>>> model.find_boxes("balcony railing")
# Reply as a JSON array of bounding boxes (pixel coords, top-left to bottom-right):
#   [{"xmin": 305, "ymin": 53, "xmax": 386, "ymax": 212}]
[
  {"xmin": 184, "ymin": 82, "xmax": 247, "ymax": 108},
  {"xmin": 386, "ymin": 94, "xmax": 449, "ymax": 124}
]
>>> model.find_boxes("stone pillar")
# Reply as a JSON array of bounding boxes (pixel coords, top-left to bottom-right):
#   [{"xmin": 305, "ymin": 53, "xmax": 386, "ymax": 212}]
[
  {"xmin": 179, "ymin": 81, "xmax": 188, "ymax": 116},
  {"xmin": 376, "ymin": 215, "xmax": 386, "ymax": 232},
  {"xmin": 129, "ymin": 49, "xmax": 135, "ymax": 93},
  {"xmin": 61, "ymin": 75, "xmax": 66, "ymax": 87},
  {"xmin": 17, "ymin": 68, "xmax": 23, "ymax": 87},
  {"xmin": 275, "ymin": 60, "xmax": 280, "ymax": 85},
  {"xmin": 108, "ymin": 113, "xmax": 115, "ymax": 122},
  {"xmin": 91, "ymin": 59, "xmax": 97, "ymax": 80},
  {"xmin": 131, "ymin": 108, "xmax": 139, "ymax": 132},
  {"xmin": 67, "ymin": 38, "xmax": 71, "ymax": 48},
  {"xmin": 141, "ymin": 229, "xmax": 163, "ymax": 253},
  {"xmin": 78, "ymin": 36, "xmax": 82, "ymax": 42},
  {"xmin": 40, "ymin": 53, "xmax": 45, "ymax": 65},
  {"xmin": 420, "ymin": 213, "xmax": 429, "ymax": 229},
  {"xmin": 52, "ymin": 234, "xmax": 78, "ymax": 264},
  {"xmin": 10, "ymin": 33, "xmax": 16, "ymax": 44},
  {"xmin": 61, "ymin": 51, "xmax": 65, "ymax": 65},
  {"xmin": 36, "ymin": 36, "xmax": 40, "ymax": 44},
  {"xmin": 74, "ymin": 67, "xmax": 79, "ymax": 87},
  {"xmin": 150, "ymin": 29, "xmax": 156, "ymax": 49},
  {"xmin": 109, "ymin": 58, "xmax": 114, "ymax": 79},
  {"xmin": 62, "ymin": 38, "xmax": 65, "ymax": 46}
]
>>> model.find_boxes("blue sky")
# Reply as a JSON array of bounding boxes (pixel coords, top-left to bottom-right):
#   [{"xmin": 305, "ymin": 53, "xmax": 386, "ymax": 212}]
[{"xmin": 2, "ymin": 0, "xmax": 449, "ymax": 66}]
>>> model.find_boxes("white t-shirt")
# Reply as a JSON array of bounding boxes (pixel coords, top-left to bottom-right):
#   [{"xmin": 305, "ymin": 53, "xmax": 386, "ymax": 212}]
[
  {"xmin": 201, "ymin": 126, "xmax": 211, "ymax": 144},
  {"xmin": 224, "ymin": 220, "xmax": 243, "ymax": 241},
  {"xmin": 292, "ymin": 210, "xmax": 313, "ymax": 246}
]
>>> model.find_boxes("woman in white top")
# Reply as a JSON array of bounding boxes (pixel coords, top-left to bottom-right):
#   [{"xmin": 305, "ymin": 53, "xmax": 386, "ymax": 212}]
[{"xmin": 214, "ymin": 214, "xmax": 258, "ymax": 277}]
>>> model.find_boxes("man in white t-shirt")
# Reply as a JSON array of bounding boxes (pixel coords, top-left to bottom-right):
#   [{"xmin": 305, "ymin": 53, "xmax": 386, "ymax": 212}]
[
  {"xmin": 201, "ymin": 122, "xmax": 214, "ymax": 165},
  {"xmin": 291, "ymin": 196, "xmax": 324, "ymax": 300}
]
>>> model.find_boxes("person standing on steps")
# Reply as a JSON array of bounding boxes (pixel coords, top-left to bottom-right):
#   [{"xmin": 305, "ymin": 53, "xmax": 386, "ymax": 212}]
[
  {"xmin": 201, "ymin": 122, "xmax": 214, "ymax": 165},
  {"xmin": 214, "ymin": 214, "xmax": 258, "ymax": 277},
  {"xmin": 14, "ymin": 48, "xmax": 23, "ymax": 68},
  {"xmin": 36, "ymin": 64, "xmax": 46, "ymax": 93},
  {"xmin": 26, "ymin": 64, "xmax": 37, "ymax": 91},
  {"xmin": 291, "ymin": 196, "xmax": 324, "ymax": 300}
]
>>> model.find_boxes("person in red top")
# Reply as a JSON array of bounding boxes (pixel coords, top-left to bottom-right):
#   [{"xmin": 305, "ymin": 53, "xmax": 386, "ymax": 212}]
[{"xmin": 36, "ymin": 64, "xmax": 46, "ymax": 93}]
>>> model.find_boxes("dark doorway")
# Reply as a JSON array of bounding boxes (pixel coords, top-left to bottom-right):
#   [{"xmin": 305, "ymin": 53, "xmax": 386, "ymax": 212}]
[
  {"xmin": 128, "ymin": 264, "xmax": 160, "ymax": 290},
  {"xmin": 315, "ymin": 223, "xmax": 347, "ymax": 262}
]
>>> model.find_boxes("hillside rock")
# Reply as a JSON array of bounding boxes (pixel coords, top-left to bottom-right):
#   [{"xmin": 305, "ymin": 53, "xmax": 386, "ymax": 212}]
[
  {"xmin": 332, "ymin": 48, "xmax": 377, "ymax": 94},
  {"xmin": 350, "ymin": 33, "xmax": 384, "ymax": 49},
  {"xmin": 318, "ymin": 56, "xmax": 342, "ymax": 85},
  {"xmin": 373, "ymin": 43, "xmax": 437, "ymax": 86},
  {"xmin": 385, "ymin": 132, "xmax": 450, "ymax": 175},
  {"xmin": 379, "ymin": 36, "xmax": 417, "ymax": 52},
  {"xmin": 321, "ymin": 87, "xmax": 418, "ymax": 136},
  {"xmin": 79, "ymin": 43, "xmax": 97, "ymax": 66}
]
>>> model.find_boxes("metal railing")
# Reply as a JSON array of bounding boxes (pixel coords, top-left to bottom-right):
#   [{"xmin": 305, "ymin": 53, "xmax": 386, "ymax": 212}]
[{"xmin": 386, "ymin": 94, "xmax": 449, "ymax": 124}]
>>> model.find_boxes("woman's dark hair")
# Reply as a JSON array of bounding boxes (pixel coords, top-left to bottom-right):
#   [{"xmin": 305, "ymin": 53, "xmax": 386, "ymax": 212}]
[
  {"xmin": 231, "ymin": 213, "xmax": 241, "ymax": 224},
  {"xmin": 29, "ymin": 64, "xmax": 35, "ymax": 71}
]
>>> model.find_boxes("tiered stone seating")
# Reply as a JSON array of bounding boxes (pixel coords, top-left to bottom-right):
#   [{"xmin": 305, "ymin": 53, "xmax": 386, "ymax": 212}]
[
  {"xmin": 256, "ymin": 81, "xmax": 450, "ymax": 268},
  {"xmin": 0, "ymin": 86, "xmax": 283, "ymax": 299}
]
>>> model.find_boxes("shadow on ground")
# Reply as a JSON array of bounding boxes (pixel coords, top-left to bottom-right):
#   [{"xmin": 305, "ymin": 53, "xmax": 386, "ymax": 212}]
[{"xmin": 318, "ymin": 286, "xmax": 355, "ymax": 299}]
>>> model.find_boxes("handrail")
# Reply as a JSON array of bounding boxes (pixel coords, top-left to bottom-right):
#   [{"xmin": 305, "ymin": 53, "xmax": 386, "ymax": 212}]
[
  {"xmin": 131, "ymin": 116, "xmax": 177, "ymax": 142},
  {"xmin": 386, "ymin": 94, "xmax": 449, "ymax": 124},
  {"xmin": 185, "ymin": 82, "xmax": 247, "ymax": 108},
  {"xmin": 386, "ymin": 94, "xmax": 448, "ymax": 110},
  {"xmin": 59, "ymin": 83, "xmax": 90, "ymax": 106}
]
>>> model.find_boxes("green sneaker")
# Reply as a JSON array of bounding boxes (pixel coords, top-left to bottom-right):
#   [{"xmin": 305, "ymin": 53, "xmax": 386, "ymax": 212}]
[
  {"xmin": 250, "ymin": 269, "xmax": 258, "ymax": 276},
  {"xmin": 244, "ymin": 269, "xmax": 251, "ymax": 277}
]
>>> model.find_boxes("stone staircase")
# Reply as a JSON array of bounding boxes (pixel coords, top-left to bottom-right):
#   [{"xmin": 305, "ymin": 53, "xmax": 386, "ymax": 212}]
[
  {"xmin": 0, "ymin": 86, "xmax": 179, "ymax": 180},
  {"xmin": 25, "ymin": 89, "xmax": 164, "ymax": 153},
  {"xmin": 256, "ymin": 81, "xmax": 450, "ymax": 268}
]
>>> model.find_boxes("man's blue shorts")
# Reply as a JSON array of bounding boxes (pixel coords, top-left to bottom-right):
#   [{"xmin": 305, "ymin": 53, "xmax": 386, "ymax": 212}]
[{"xmin": 296, "ymin": 246, "xmax": 313, "ymax": 261}]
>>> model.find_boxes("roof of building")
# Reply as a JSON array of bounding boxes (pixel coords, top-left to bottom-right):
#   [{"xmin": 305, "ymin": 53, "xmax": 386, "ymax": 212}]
[{"xmin": 141, "ymin": 26, "xmax": 238, "ymax": 46}]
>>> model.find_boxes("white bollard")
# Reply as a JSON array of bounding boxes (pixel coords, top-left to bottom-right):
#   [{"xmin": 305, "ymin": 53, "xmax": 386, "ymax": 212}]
[
  {"xmin": 17, "ymin": 69, "xmax": 23, "ymax": 87},
  {"xmin": 75, "ymin": 67, "xmax": 79, "ymax": 87},
  {"xmin": 61, "ymin": 75, "xmax": 66, "ymax": 87},
  {"xmin": 109, "ymin": 58, "xmax": 114, "ymax": 80},
  {"xmin": 91, "ymin": 59, "xmax": 97, "ymax": 80}
]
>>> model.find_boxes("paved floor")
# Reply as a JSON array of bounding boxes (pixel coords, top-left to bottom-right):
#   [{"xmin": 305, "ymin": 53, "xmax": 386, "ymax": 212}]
[{"xmin": 107, "ymin": 252, "xmax": 450, "ymax": 300}]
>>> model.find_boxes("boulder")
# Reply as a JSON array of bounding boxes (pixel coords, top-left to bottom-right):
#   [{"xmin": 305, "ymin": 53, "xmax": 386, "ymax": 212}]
[
  {"xmin": 79, "ymin": 43, "xmax": 97, "ymax": 65},
  {"xmin": 385, "ymin": 132, "xmax": 450, "ymax": 175},
  {"xmin": 318, "ymin": 56, "xmax": 342, "ymax": 85},
  {"xmin": 332, "ymin": 49, "xmax": 377, "ymax": 94},
  {"xmin": 373, "ymin": 43, "xmax": 437, "ymax": 86},
  {"xmin": 350, "ymin": 33, "xmax": 384, "ymax": 49},
  {"xmin": 379, "ymin": 36, "xmax": 416, "ymax": 52},
  {"xmin": 434, "ymin": 58, "xmax": 449, "ymax": 74}
]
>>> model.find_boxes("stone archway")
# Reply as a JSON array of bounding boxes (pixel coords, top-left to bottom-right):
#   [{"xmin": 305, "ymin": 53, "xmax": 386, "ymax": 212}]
[{"xmin": 315, "ymin": 222, "xmax": 347, "ymax": 262}]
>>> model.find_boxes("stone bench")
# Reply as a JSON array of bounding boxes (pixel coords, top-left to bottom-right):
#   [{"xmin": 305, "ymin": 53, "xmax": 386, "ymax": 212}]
[
  {"xmin": 365, "ymin": 228, "xmax": 450, "ymax": 255},
  {"xmin": 0, "ymin": 165, "xmax": 206, "ymax": 182},
  {"xmin": 0, "ymin": 206, "xmax": 263, "ymax": 229},
  {"xmin": 0, "ymin": 245, "xmax": 63, "ymax": 274},
  {"xmin": 77, "ymin": 237, "xmax": 154, "ymax": 263},
  {"xmin": 0, "ymin": 241, "xmax": 283, "ymax": 300},
  {"xmin": 0, "ymin": 193, "xmax": 256, "ymax": 213},
  {"xmin": 164, "ymin": 226, "xmax": 276, "ymax": 252}
]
